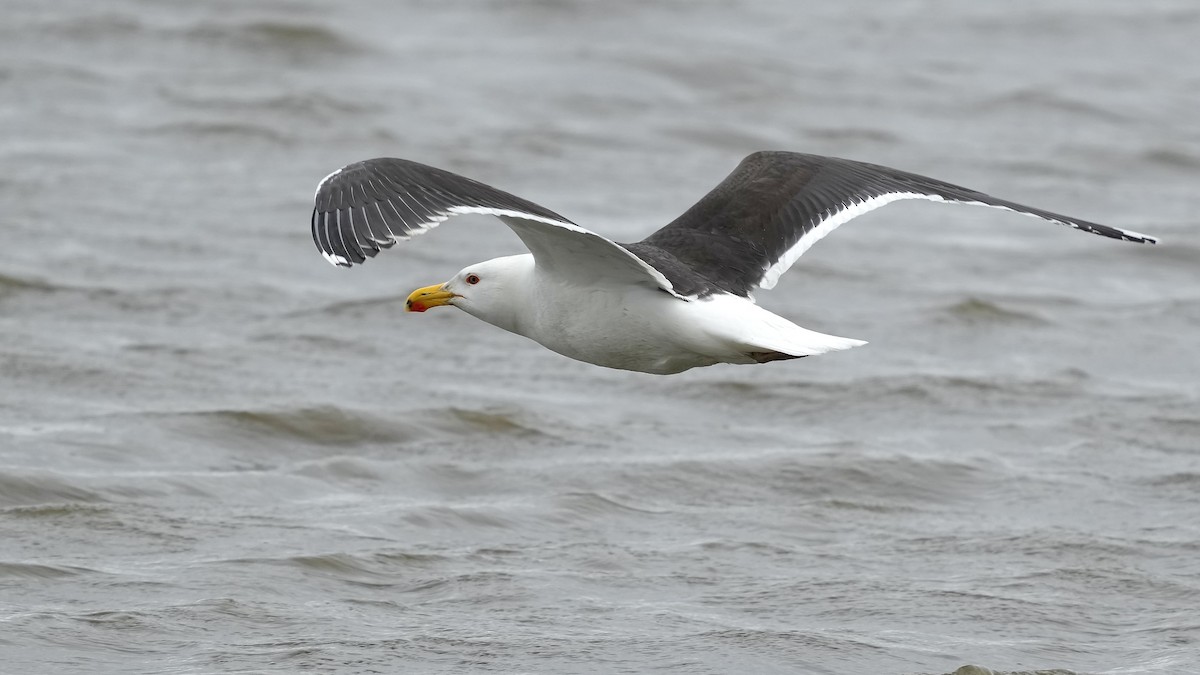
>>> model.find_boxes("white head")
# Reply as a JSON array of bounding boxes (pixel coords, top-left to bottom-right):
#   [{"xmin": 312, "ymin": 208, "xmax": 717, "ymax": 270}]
[{"xmin": 404, "ymin": 254, "xmax": 534, "ymax": 334}]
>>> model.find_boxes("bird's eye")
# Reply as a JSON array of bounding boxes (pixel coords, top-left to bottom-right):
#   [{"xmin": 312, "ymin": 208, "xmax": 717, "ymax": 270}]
[{"xmin": 465, "ymin": 274, "xmax": 481, "ymax": 285}]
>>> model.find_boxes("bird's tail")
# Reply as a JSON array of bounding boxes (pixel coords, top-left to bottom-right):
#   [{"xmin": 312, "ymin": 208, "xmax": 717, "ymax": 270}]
[
  {"xmin": 760, "ymin": 322, "xmax": 867, "ymax": 357},
  {"xmin": 689, "ymin": 295, "xmax": 867, "ymax": 359}
]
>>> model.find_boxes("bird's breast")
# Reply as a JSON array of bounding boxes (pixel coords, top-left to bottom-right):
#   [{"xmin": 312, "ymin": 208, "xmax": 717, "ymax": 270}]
[{"xmin": 524, "ymin": 284, "xmax": 714, "ymax": 374}]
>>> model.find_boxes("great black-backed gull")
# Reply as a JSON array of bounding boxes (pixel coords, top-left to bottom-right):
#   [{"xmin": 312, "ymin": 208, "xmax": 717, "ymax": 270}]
[{"xmin": 310, "ymin": 151, "xmax": 1157, "ymax": 374}]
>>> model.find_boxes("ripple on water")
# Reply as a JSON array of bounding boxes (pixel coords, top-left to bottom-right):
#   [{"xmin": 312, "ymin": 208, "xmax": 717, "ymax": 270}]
[
  {"xmin": 143, "ymin": 120, "xmax": 295, "ymax": 146},
  {"xmin": 213, "ymin": 551, "xmax": 520, "ymax": 601},
  {"xmin": 207, "ymin": 551, "xmax": 448, "ymax": 595},
  {"xmin": 1142, "ymin": 471, "xmax": 1200, "ymax": 488},
  {"xmin": 438, "ymin": 407, "xmax": 551, "ymax": 438},
  {"xmin": 163, "ymin": 406, "xmax": 426, "ymax": 447},
  {"xmin": 399, "ymin": 505, "xmax": 514, "ymax": 530},
  {"xmin": 182, "ymin": 20, "xmax": 367, "ymax": 60},
  {"xmin": 160, "ymin": 89, "xmax": 382, "ymax": 119},
  {"xmin": 613, "ymin": 450, "xmax": 998, "ymax": 511},
  {"xmin": 72, "ymin": 611, "xmax": 149, "ymax": 630},
  {"xmin": 0, "ymin": 562, "xmax": 101, "ymax": 580},
  {"xmin": 25, "ymin": 13, "xmax": 367, "ymax": 72},
  {"xmin": 0, "ymin": 272, "xmax": 60, "ymax": 298},
  {"xmin": 936, "ymin": 296, "xmax": 1050, "ymax": 326},
  {"xmin": 802, "ymin": 125, "xmax": 902, "ymax": 145},
  {"xmin": 0, "ymin": 503, "xmax": 112, "ymax": 518},
  {"xmin": 174, "ymin": 404, "xmax": 553, "ymax": 447},
  {"xmin": 290, "ymin": 456, "xmax": 388, "ymax": 482},
  {"xmin": 0, "ymin": 473, "xmax": 107, "ymax": 507},
  {"xmin": 284, "ymin": 551, "xmax": 449, "ymax": 589},
  {"xmin": 27, "ymin": 13, "xmax": 144, "ymax": 41},
  {"xmin": 551, "ymin": 491, "xmax": 664, "ymax": 517},
  {"xmin": 974, "ymin": 88, "xmax": 1131, "ymax": 123},
  {"xmin": 678, "ymin": 369, "xmax": 1092, "ymax": 414},
  {"xmin": 950, "ymin": 662, "xmax": 1084, "ymax": 667},
  {"xmin": 1140, "ymin": 147, "xmax": 1200, "ymax": 172}
]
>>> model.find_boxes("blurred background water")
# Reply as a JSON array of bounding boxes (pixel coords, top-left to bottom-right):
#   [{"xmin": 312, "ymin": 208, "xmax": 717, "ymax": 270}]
[{"xmin": 1, "ymin": 1, "xmax": 1198, "ymax": 673}]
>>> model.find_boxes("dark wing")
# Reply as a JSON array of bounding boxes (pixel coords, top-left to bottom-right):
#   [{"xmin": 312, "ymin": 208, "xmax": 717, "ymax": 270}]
[
  {"xmin": 627, "ymin": 151, "xmax": 1158, "ymax": 298},
  {"xmin": 310, "ymin": 158, "xmax": 684, "ymax": 297},
  {"xmin": 311, "ymin": 158, "xmax": 574, "ymax": 266}
]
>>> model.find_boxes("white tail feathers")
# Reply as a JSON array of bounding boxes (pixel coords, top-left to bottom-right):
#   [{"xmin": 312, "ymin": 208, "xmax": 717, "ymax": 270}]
[
  {"xmin": 688, "ymin": 294, "xmax": 867, "ymax": 360},
  {"xmin": 736, "ymin": 299, "xmax": 866, "ymax": 357},
  {"xmin": 776, "ymin": 326, "xmax": 868, "ymax": 356}
]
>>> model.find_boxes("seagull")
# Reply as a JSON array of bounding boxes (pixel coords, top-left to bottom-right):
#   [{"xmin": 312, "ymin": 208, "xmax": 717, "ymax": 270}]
[{"xmin": 310, "ymin": 151, "xmax": 1157, "ymax": 374}]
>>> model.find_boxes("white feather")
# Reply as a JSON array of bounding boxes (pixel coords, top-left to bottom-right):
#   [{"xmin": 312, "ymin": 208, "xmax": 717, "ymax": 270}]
[{"xmin": 758, "ymin": 192, "xmax": 1159, "ymax": 290}]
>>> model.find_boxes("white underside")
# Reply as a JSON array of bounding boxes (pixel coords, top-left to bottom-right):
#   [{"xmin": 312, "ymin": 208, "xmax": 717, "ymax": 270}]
[{"xmin": 512, "ymin": 265, "xmax": 865, "ymax": 374}]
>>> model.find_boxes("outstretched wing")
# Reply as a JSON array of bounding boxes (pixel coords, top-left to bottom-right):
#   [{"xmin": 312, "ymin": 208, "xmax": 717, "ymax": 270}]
[
  {"xmin": 629, "ymin": 151, "xmax": 1159, "ymax": 298},
  {"xmin": 311, "ymin": 158, "xmax": 682, "ymax": 297}
]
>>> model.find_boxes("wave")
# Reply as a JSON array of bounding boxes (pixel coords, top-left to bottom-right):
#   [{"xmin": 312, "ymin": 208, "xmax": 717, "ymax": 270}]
[
  {"xmin": 0, "ymin": 473, "xmax": 107, "ymax": 507},
  {"xmin": 948, "ymin": 667, "xmax": 1081, "ymax": 675},
  {"xmin": 29, "ymin": 13, "xmax": 363, "ymax": 57},
  {"xmin": 183, "ymin": 20, "xmax": 364, "ymax": 57},
  {"xmin": 0, "ymin": 562, "xmax": 101, "ymax": 579},
  {"xmin": 551, "ymin": 491, "xmax": 663, "ymax": 517},
  {"xmin": 216, "ymin": 550, "xmax": 459, "ymax": 592},
  {"xmin": 143, "ymin": 121, "xmax": 294, "ymax": 145},
  {"xmin": 603, "ymin": 447, "xmax": 1000, "ymax": 509},
  {"xmin": 158, "ymin": 89, "xmax": 381, "ymax": 124},
  {"xmin": 161, "ymin": 406, "xmax": 425, "ymax": 447},
  {"xmin": 680, "ymin": 369, "xmax": 1093, "ymax": 410},
  {"xmin": 936, "ymin": 297, "xmax": 1050, "ymax": 326},
  {"xmin": 1140, "ymin": 148, "xmax": 1200, "ymax": 172},
  {"xmin": 974, "ymin": 88, "xmax": 1130, "ymax": 123},
  {"xmin": 0, "ymin": 272, "xmax": 62, "ymax": 297}
]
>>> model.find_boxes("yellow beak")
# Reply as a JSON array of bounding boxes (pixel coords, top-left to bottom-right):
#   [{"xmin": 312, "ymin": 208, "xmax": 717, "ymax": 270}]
[{"xmin": 405, "ymin": 283, "xmax": 457, "ymax": 313}]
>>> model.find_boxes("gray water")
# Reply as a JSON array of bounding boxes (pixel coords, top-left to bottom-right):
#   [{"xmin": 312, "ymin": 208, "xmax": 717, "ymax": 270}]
[{"xmin": 2, "ymin": 1, "xmax": 1199, "ymax": 673}]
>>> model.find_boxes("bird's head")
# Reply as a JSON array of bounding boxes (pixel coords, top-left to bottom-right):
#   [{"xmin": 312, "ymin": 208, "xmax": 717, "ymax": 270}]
[{"xmin": 405, "ymin": 254, "xmax": 532, "ymax": 333}]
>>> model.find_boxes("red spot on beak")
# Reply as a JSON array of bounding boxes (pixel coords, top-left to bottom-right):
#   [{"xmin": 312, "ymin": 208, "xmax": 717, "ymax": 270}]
[{"xmin": 407, "ymin": 301, "xmax": 427, "ymax": 313}]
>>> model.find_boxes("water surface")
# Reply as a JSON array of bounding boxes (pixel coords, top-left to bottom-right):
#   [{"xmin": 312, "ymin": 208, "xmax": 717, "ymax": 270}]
[{"xmin": 1, "ymin": 1, "xmax": 1198, "ymax": 673}]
